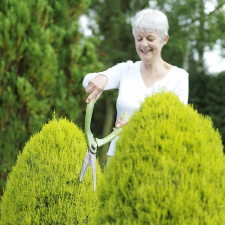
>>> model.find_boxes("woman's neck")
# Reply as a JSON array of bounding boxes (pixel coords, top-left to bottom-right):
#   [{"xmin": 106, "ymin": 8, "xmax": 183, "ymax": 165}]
[
  {"xmin": 141, "ymin": 59, "xmax": 170, "ymax": 78},
  {"xmin": 139, "ymin": 59, "xmax": 174, "ymax": 88}
]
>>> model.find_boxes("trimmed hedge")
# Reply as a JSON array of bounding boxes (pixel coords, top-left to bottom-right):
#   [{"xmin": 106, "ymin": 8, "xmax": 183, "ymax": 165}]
[
  {"xmin": 0, "ymin": 117, "xmax": 103, "ymax": 224},
  {"xmin": 96, "ymin": 92, "xmax": 225, "ymax": 225}
]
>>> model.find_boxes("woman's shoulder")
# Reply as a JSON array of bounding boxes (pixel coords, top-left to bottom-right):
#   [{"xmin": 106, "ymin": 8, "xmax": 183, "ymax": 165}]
[
  {"xmin": 111, "ymin": 60, "xmax": 140, "ymax": 75},
  {"xmin": 172, "ymin": 66, "xmax": 189, "ymax": 77},
  {"xmin": 166, "ymin": 66, "xmax": 189, "ymax": 83}
]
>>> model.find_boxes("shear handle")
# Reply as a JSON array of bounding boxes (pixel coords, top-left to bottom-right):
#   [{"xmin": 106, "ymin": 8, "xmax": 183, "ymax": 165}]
[
  {"xmin": 96, "ymin": 112, "xmax": 129, "ymax": 147},
  {"xmin": 85, "ymin": 98, "xmax": 97, "ymax": 153}
]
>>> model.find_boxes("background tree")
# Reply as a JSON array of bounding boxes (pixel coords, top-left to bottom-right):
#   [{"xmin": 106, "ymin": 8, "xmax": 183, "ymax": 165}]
[
  {"xmin": 189, "ymin": 71, "xmax": 225, "ymax": 147},
  {"xmin": 156, "ymin": 0, "xmax": 225, "ymax": 73},
  {"xmin": 0, "ymin": 0, "xmax": 103, "ymax": 194}
]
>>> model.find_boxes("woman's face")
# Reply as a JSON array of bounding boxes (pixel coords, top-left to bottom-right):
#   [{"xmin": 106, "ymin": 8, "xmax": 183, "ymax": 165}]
[{"xmin": 134, "ymin": 31, "xmax": 168, "ymax": 63}]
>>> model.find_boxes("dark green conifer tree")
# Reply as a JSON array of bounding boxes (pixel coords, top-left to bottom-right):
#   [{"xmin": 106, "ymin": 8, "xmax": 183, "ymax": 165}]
[
  {"xmin": 0, "ymin": 0, "xmax": 102, "ymax": 194},
  {"xmin": 189, "ymin": 71, "xmax": 225, "ymax": 148}
]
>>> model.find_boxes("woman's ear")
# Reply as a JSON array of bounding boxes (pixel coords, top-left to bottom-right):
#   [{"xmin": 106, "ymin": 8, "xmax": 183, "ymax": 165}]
[{"xmin": 162, "ymin": 34, "xmax": 169, "ymax": 45}]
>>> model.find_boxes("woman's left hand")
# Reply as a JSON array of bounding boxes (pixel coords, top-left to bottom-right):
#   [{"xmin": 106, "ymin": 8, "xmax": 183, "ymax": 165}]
[{"xmin": 114, "ymin": 114, "xmax": 129, "ymax": 129}]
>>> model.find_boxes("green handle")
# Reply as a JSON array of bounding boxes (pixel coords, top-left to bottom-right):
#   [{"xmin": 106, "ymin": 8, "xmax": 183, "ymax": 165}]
[
  {"xmin": 85, "ymin": 98, "xmax": 97, "ymax": 152},
  {"xmin": 95, "ymin": 112, "xmax": 129, "ymax": 148}
]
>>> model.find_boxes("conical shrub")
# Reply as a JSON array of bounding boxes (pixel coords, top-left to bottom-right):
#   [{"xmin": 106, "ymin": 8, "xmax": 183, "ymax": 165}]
[
  {"xmin": 0, "ymin": 117, "xmax": 103, "ymax": 224},
  {"xmin": 96, "ymin": 92, "xmax": 225, "ymax": 225}
]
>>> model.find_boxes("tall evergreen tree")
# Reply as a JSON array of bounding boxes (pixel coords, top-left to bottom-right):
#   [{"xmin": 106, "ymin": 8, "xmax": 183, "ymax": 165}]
[{"xmin": 0, "ymin": 0, "xmax": 102, "ymax": 194}]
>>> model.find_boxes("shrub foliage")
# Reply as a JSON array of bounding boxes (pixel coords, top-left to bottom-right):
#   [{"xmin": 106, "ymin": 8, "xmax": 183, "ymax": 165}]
[
  {"xmin": 96, "ymin": 92, "xmax": 224, "ymax": 225},
  {"xmin": 0, "ymin": 117, "xmax": 103, "ymax": 224}
]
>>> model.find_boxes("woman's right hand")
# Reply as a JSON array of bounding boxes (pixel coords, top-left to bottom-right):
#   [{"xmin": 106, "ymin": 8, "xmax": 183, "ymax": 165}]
[{"xmin": 85, "ymin": 75, "xmax": 108, "ymax": 103}]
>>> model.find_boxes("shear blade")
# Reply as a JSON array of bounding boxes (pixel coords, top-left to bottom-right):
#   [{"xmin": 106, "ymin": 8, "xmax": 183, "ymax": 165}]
[
  {"xmin": 90, "ymin": 152, "xmax": 96, "ymax": 192},
  {"xmin": 79, "ymin": 148, "xmax": 97, "ymax": 192},
  {"xmin": 79, "ymin": 148, "xmax": 90, "ymax": 182}
]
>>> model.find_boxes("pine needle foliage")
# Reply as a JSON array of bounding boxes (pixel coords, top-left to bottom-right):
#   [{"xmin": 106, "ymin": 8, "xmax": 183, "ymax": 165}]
[
  {"xmin": 0, "ymin": 117, "xmax": 103, "ymax": 224},
  {"xmin": 0, "ymin": 0, "xmax": 103, "ymax": 194},
  {"xmin": 96, "ymin": 92, "xmax": 225, "ymax": 225}
]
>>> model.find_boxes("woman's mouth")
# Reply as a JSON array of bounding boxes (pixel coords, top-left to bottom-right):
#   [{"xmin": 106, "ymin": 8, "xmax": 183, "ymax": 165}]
[{"xmin": 141, "ymin": 49, "xmax": 152, "ymax": 53}]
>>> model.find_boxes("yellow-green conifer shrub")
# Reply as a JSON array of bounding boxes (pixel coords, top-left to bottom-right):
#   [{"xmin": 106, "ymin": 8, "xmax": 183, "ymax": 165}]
[
  {"xmin": 0, "ymin": 118, "xmax": 103, "ymax": 224},
  {"xmin": 96, "ymin": 92, "xmax": 225, "ymax": 225}
]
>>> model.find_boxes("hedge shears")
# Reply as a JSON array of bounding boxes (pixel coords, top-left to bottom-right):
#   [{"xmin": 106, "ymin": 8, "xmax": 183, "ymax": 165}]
[{"xmin": 79, "ymin": 97, "xmax": 129, "ymax": 191}]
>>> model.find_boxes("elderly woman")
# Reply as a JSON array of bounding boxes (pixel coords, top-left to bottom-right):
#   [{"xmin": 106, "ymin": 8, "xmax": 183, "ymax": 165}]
[{"xmin": 82, "ymin": 8, "xmax": 189, "ymax": 159}]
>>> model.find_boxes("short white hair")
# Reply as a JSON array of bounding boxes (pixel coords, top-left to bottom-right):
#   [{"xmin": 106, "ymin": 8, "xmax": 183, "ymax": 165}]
[{"xmin": 132, "ymin": 9, "xmax": 169, "ymax": 41}]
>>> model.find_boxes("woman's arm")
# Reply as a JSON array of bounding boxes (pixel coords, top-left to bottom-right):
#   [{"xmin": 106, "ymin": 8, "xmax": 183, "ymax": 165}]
[{"xmin": 82, "ymin": 61, "xmax": 131, "ymax": 103}]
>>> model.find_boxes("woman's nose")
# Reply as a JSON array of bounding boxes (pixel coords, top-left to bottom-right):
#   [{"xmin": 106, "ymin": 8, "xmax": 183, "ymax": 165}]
[{"xmin": 140, "ymin": 38, "xmax": 148, "ymax": 47}]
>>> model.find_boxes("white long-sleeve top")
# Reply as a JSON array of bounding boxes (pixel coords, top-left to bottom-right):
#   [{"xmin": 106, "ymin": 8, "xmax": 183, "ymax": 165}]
[{"xmin": 83, "ymin": 60, "xmax": 189, "ymax": 156}]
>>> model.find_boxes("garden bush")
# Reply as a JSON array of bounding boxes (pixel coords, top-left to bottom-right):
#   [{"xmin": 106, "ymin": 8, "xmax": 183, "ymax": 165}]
[
  {"xmin": 0, "ymin": 117, "xmax": 103, "ymax": 224},
  {"xmin": 95, "ymin": 92, "xmax": 225, "ymax": 225}
]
